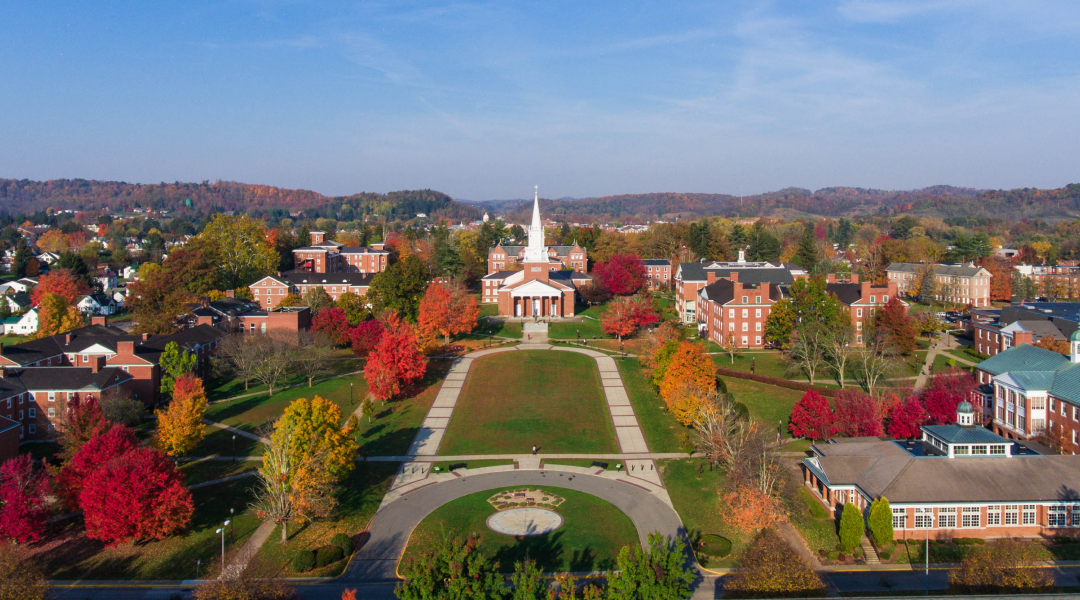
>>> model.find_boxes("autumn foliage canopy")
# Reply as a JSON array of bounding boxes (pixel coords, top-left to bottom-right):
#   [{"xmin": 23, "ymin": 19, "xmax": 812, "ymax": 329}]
[
  {"xmin": 364, "ymin": 313, "xmax": 427, "ymax": 402},
  {"xmin": 591, "ymin": 253, "xmax": 647, "ymax": 296},
  {"xmin": 417, "ymin": 281, "xmax": 480, "ymax": 345},
  {"xmin": 0, "ymin": 456, "xmax": 52, "ymax": 543}
]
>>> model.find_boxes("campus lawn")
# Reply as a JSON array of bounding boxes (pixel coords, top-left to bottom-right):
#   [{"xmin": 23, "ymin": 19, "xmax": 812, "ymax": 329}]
[
  {"xmin": 188, "ymin": 426, "xmax": 265, "ymax": 457},
  {"xmin": 248, "ymin": 462, "xmax": 399, "ymax": 577},
  {"xmin": 549, "ymin": 304, "xmax": 609, "ymax": 340},
  {"xmin": 790, "ymin": 487, "xmax": 839, "ymax": 555},
  {"xmin": 474, "ymin": 317, "xmax": 523, "ymax": 339},
  {"xmin": 710, "ymin": 351, "xmax": 789, "ymax": 379},
  {"xmin": 617, "ymin": 358, "xmax": 686, "ymax": 453},
  {"xmin": 657, "ymin": 458, "xmax": 746, "ymax": 568},
  {"xmin": 355, "ymin": 360, "xmax": 449, "ymax": 456},
  {"xmin": 31, "ymin": 478, "xmax": 262, "ymax": 580},
  {"xmin": 204, "ymin": 372, "xmax": 368, "ymax": 434},
  {"xmin": 439, "ymin": 350, "xmax": 618, "ymax": 455},
  {"xmin": 723, "ymin": 377, "xmax": 805, "ymax": 440},
  {"xmin": 400, "ymin": 486, "xmax": 638, "ymax": 573},
  {"xmin": 178, "ymin": 458, "xmax": 261, "ymax": 486},
  {"xmin": 206, "ymin": 351, "xmax": 361, "ymax": 401}
]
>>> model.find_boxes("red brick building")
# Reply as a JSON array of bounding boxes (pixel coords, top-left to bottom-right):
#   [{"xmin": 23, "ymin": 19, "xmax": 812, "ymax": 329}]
[
  {"xmin": 249, "ymin": 272, "xmax": 375, "ymax": 310},
  {"xmin": 293, "ymin": 231, "xmax": 389, "ymax": 274},
  {"xmin": 697, "ymin": 274, "xmax": 781, "ymax": 348},
  {"xmin": 641, "ymin": 259, "xmax": 672, "ymax": 290},
  {"xmin": 674, "ymin": 253, "xmax": 805, "ymax": 324},
  {"xmin": 0, "ymin": 362, "xmax": 133, "ymax": 441},
  {"xmin": 486, "ymin": 243, "xmax": 587, "ymax": 275},
  {"xmin": 825, "ymin": 275, "xmax": 900, "ymax": 345},
  {"xmin": 803, "ymin": 403, "xmax": 1080, "ymax": 540}
]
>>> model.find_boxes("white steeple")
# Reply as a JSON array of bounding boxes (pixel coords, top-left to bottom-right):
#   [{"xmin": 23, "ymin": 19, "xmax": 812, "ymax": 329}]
[{"xmin": 524, "ymin": 185, "xmax": 547, "ymax": 263}]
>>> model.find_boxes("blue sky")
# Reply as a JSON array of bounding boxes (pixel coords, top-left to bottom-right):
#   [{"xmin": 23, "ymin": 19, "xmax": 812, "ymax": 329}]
[{"xmin": 1, "ymin": 1, "xmax": 1078, "ymax": 200}]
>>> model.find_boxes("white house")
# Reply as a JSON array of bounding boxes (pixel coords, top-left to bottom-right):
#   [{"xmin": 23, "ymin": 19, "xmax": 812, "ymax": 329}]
[
  {"xmin": 77, "ymin": 293, "xmax": 119, "ymax": 316},
  {"xmin": 2, "ymin": 309, "xmax": 38, "ymax": 335}
]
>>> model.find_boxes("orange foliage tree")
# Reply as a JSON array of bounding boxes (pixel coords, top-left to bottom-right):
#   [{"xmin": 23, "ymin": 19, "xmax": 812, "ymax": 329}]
[
  {"xmin": 155, "ymin": 374, "xmax": 208, "ymax": 456},
  {"xmin": 721, "ymin": 483, "xmax": 787, "ymax": 534},
  {"xmin": 1035, "ymin": 336, "xmax": 1070, "ymax": 355},
  {"xmin": 417, "ymin": 281, "xmax": 479, "ymax": 345},
  {"xmin": 34, "ymin": 293, "xmax": 84, "ymax": 339},
  {"xmin": 600, "ymin": 295, "xmax": 659, "ymax": 342},
  {"xmin": 659, "ymin": 341, "xmax": 716, "ymax": 423}
]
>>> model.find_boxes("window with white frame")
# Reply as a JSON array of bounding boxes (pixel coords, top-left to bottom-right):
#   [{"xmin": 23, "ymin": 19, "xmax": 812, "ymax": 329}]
[
  {"xmin": 987, "ymin": 506, "xmax": 1001, "ymax": 525},
  {"xmin": 962, "ymin": 507, "xmax": 980, "ymax": 528},
  {"xmin": 1049, "ymin": 505, "xmax": 1067, "ymax": 527},
  {"xmin": 1004, "ymin": 505, "xmax": 1019, "ymax": 525},
  {"xmin": 972, "ymin": 445, "xmax": 988, "ymax": 455},
  {"xmin": 939, "ymin": 508, "xmax": 957, "ymax": 528},
  {"xmin": 47, "ymin": 408, "xmax": 55, "ymax": 418},
  {"xmin": 914, "ymin": 507, "xmax": 933, "ymax": 528},
  {"xmin": 1072, "ymin": 505, "xmax": 1080, "ymax": 527},
  {"xmin": 28, "ymin": 408, "xmax": 34, "ymax": 418},
  {"xmin": 1023, "ymin": 505, "xmax": 1037, "ymax": 525},
  {"xmin": 892, "ymin": 507, "xmax": 907, "ymax": 529}
]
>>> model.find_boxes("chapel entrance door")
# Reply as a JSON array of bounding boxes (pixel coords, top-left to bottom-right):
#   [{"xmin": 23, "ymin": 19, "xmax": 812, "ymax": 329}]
[{"xmin": 532, "ymin": 298, "xmax": 540, "ymax": 316}]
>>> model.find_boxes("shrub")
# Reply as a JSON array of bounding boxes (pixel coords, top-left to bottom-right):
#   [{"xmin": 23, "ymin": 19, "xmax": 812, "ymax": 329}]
[
  {"xmin": 827, "ymin": 551, "xmax": 839, "ymax": 562},
  {"xmin": 292, "ymin": 550, "xmax": 316, "ymax": 573},
  {"xmin": 867, "ymin": 498, "xmax": 894, "ymax": 547},
  {"xmin": 715, "ymin": 367, "xmax": 837, "ymax": 397},
  {"xmin": 839, "ymin": 503, "xmax": 864, "ymax": 552},
  {"xmin": 330, "ymin": 533, "xmax": 353, "ymax": 555},
  {"xmin": 315, "ymin": 545, "xmax": 344, "ymax": 568},
  {"xmin": 950, "ymin": 539, "xmax": 1053, "ymax": 593},
  {"xmin": 879, "ymin": 551, "xmax": 891, "ymax": 560}
]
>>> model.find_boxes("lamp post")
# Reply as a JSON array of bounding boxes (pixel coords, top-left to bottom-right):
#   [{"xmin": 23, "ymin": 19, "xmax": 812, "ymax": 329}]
[
  {"xmin": 925, "ymin": 514, "xmax": 935, "ymax": 596},
  {"xmin": 216, "ymin": 519, "xmax": 231, "ymax": 574},
  {"xmin": 350, "ymin": 382, "xmax": 354, "ymax": 407},
  {"xmin": 232, "ymin": 435, "xmax": 236, "ymax": 461}
]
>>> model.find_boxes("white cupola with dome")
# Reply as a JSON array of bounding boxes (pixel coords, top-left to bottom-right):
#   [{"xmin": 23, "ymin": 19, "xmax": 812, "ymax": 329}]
[
  {"xmin": 1071, "ymin": 328, "xmax": 1080, "ymax": 364},
  {"xmin": 956, "ymin": 400, "xmax": 975, "ymax": 426}
]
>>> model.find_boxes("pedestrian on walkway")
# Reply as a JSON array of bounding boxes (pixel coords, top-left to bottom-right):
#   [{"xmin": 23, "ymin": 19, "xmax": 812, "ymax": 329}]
[
  {"xmin": 532, "ymin": 445, "xmax": 537, "ymax": 455},
  {"xmin": 528, "ymin": 333, "xmax": 531, "ymax": 341}
]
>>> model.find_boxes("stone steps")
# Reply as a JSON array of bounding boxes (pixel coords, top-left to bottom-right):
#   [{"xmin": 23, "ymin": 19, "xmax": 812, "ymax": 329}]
[{"xmin": 861, "ymin": 535, "xmax": 880, "ymax": 564}]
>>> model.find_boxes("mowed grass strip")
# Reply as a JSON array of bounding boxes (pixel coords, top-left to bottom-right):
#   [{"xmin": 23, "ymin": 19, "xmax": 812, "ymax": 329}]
[
  {"xmin": 440, "ymin": 351, "xmax": 618, "ymax": 455},
  {"xmin": 401, "ymin": 486, "xmax": 638, "ymax": 573}
]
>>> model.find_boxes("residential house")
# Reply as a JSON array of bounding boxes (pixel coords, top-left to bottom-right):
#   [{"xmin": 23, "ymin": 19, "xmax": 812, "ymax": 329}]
[
  {"xmin": 0, "ymin": 361, "xmax": 133, "ymax": 440},
  {"xmin": 77, "ymin": 293, "xmax": 120, "ymax": 316},
  {"xmin": 2, "ymin": 309, "xmax": 38, "ymax": 336}
]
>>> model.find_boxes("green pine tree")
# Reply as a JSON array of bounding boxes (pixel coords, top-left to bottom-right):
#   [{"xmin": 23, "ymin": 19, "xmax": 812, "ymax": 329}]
[
  {"xmin": 868, "ymin": 497, "xmax": 894, "ymax": 547},
  {"xmin": 839, "ymin": 502, "xmax": 865, "ymax": 552},
  {"xmin": 793, "ymin": 222, "xmax": 821, "ymax": 271}
]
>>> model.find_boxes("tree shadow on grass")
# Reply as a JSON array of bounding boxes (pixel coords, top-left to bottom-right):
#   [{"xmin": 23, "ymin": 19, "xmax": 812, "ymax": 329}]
[
  {"xmin": 493, "ymin": 531, "xmax": 565, "ymax": 572},
  {"xmin": 205, "ymin": 394, "xmax": 276, "ymax": 424}
]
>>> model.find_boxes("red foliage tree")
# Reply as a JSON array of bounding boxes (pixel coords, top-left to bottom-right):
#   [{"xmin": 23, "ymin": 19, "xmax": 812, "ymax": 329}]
[
  {"xmin": 58, "ymin": 392, "xmax": 109, "ymax": 462},
  {"xmin": 874, "ymin": 297, "xmax": 917, "ymax": 356},
  {"xmin": 364, "ymin": 313, "xmax": 427, "ymax": 402},
  {"xmin": 592, "ymin": 253, "xmax": 647, "ymax": 296},
  {"xmin": 833, "ymin": 389, "xmax": 884, "ymax": 437},
  {"xmin": 311, "ymin": 307, "xmax": 352, "ymax": 347},
  {"xmin": 921, "ymin": 369, "xmax": 977, "ymax": 425},
  {"xmin": 349, "ymin": 320, "xmax": 385, "ymax": 357},
  {"xmin": 0, "ymin": 455, "xmax": 52, "ymax": 542},
  {"xmin": 978, "ymin": 256, "xmax": 1014, "ymax": 302},
  {"xmin": 417, "ymin": 281, "xmax": 480, "ymax": 345},
  {"xmin": 600, "ymin": 295, "xmax": 659, "ymax": 341},
  {"xmin": 80, "ymin": 447, "xmax": 194, "ymax": 545},
  {"xmin": 789, "ymin": 391, "xmax": 836, "ymax": 441},
  {"xmin": 30, "ymin": 268, "xmax": 89, "ymax": 306},
  {"xmin": 57, "ymin": 424, "xmax": 139, "ymax": 510},
  {"xmin": 887, "ymin": 396, "xmax": 928, "ymax": 439}
]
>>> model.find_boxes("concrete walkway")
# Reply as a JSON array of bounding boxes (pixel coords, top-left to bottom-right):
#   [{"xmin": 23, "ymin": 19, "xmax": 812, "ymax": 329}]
[
  {"xmin": 221, "ymin": 518, "xmax": 277, "ymax": 579},
  {"xmin": 202, "ymin": 419, "xmax": 268, "ymax": 443}
]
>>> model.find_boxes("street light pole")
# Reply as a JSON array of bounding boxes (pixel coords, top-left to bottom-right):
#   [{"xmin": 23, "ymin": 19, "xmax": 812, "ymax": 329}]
[
  {"xmin": 925, "ymin": 514, "xmax": 934, "ymax": 595},
  {"xmin": 216, "ymin": 519, "xmax": 231, "ymax": 575}
]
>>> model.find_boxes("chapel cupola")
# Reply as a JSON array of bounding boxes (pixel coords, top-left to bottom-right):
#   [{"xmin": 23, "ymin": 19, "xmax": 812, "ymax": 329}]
[{"xmin": 956, "ymin": 400, "xmax": 975, "ymax": 426}]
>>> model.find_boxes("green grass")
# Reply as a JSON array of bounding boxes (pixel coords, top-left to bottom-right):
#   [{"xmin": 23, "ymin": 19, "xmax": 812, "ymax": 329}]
[
  {"xmin": 188, "ymin": 426, "xmax": 265, "ymax": 457},
  {"xmin": 355, "ymin": 360, "xmax": 448, "ymax": 456},
  {"xmin": 723, "ymin": 377, "xmax": 805, "ymax": 440},
  {"xmin": 0, "ymin": 334, "xmax": 30, "ymax": 347},
  {"xmin": 710, "ymin": 351, "xmax": 790, "ymax": 379},
  {"xmin": 431, "ymin": 459, "xmax": 515, "ymax": 472},
  {"xmin": 178, "ymin": 459, "xmax": 261, "ymax": 486},
  {"xmin": 657, "ymin": 458, "xmax": 745, "ymax": 568},
  {"xmin": 790, "ymin": 488, "xmax": 839, "ymax": 555},
  {"xmin": 401, "ymin": 486, "xmax": 638, "ymax": 573},
  {"xmin": 34, "ymin": 478, "xmax": 262, "ymax": 580},
  {"xmin": 549, "ymin": 304, "xmax": 609, "ymax": 340},
  {"xmin": 474, "ymin": 317, "xmax": 523, "ymax": 339},
  {"xmin": 248, "ymin": 462, "xmax": 402, "ymax": 577},
  {"xmin": 440, "ymin": 351, "xmax": 618, "ymax": 455},
  {"xmin": 617, "ymin": 358, "xmax": 686, "ymax": 453},
  {"xmin": 204, "ymin": 372, "xmax": 367, "ymax": 434},
  {"xmin": 206, "ymin": 353, "xmax": 361, "ymax": 401}
]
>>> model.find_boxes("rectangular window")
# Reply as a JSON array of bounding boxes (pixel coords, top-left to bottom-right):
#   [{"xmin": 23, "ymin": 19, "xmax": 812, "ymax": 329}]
[
  {"xmin": 1023, "ymin": 505, "xmax": 1037, "ymax": 525},
  {"xmin": 82, "ymin": 354, "xmax": 88, "ymax": 362},
  {"xmin": 1049, "ymin": 506, "xmax": 1067, "ymax": 527},
  {"xmin": 883, "ymin": 295, "xmax": 888, "ymax": 303},
  {"xmin": 48, "ymin": 392, "xmax": 55, "ymax": 402},
  {"xmin": 990, "ymin": 445, "xmax": 1005, "ymax": 455},
  {"xmin": 755, "ymin": 336, "xmax": 761, "ymax": 345},
  {"xmin": 1004, "ymin": 505, "xmax": 1019, "ymax": 525},
  {"xmin": 728, "ymin": 309, "xmax": 735, "ymax": 318},
  {"xmin": 939, "ymin": 508, "xmax": 957, "ymax": 529},
  {"xmin": 28, "ymin": 408, "xmax": 34, "ymax": 418},
  {"xmin": 741, "ymin": 323, "xmax": 748, "ymax": 332},
  {"xmin": 28, "ymin": 424, "xmax": 34, "ymax": 434},
  {"xmin": 742, "ymin": 309, "xmax": 748, "ymax": 318},
  {"xmin": 1072, "ymin": 505, "xmax": 1080, "ymax": 527},
  {"xmin": 954, "ymin": 445, "xmax": 969, "ymax": 455},
  {"xmin": 914, "ymin": 507, "xmax": 933, "ymax": 528},
  {"xmin": 1031, "ymin": 397, "xmax": 1045, "ymax": 410},
  {"xmin": 742, "ymin": 296, "xmax": 748, "ymax": 304},
  {"xmin": 857, "ymin": 308, "xmax": 863, "ymax": 318},
  {"xmin": 962, "ymin": 507, "xmax": 980, "ymax": 528},
  {"xmin": 755, "ymin": 322, "xmax": 761, "ymax": 332},
  {"xmin": 47, "ymin": 408, "xmax": 55, "ymax": 418},
  {"xmin": 972, "ymin": 445, "xmax": 988, "ymax": 455},
  {"xmin": 892, "ymin": 507, "xmax": 907, "ymax": 529},
  {"xmin": 755, "ymin": 309, "xmax": 761, "ymax": 318},
  {"xmin": 755, "ymin": 295, "xmax": 761, "ymax": 304},
  {"xmin": 987, "ymin": 506, "xmax": 1001, "ymax": 526},
  {"xmin": 741, "ymin": 336, "xmax": 748, "ymax": 346}
]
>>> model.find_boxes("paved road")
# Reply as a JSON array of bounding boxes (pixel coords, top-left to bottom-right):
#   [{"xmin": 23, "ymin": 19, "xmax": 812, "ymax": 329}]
[{"xmin": 343, "ymin": 469, "xmax": 687, "ymax": 582}]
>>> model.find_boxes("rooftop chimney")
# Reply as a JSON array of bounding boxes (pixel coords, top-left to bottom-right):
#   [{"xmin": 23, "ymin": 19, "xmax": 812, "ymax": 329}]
[
  {"xmin": 706, "ymin": 271, "xmax": 719, "ymax": 284},
  {"xmin": 91, "ymin": 355, "xmax": 105, "ymax": 373},
  {"xmin": 65, "ymin": 333, "xmax": 71, "ymax": 345},
  {"xmin": 225, "ymin": 290, "xmax": 235, "ymax": 298},
  {"xmin": 826, "ymin": 274, "xmax": 836, "ymax": 283},
  {"xmin": 91, "ymin": 316, "xmax": 106, "ymax": 326},
  {"xmin": 1013, "ymin": 330, "xmax": 1033, "ymax": 347},
  {"xmin": 729, "ymin": 271, "xmax": 739, "ymax": 283},
  {"xmin": 849, "ymin": 274, "xmax": 859, "ymax": 284},
  {"xmin": 142, "ymin": 333, "xmax": 149, "ymax": 341}
]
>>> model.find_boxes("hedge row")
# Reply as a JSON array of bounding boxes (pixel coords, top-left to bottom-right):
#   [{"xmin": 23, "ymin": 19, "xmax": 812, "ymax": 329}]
[{"xmin": 714, "ymin": 367, "xmax": 837, "ymax": 398}]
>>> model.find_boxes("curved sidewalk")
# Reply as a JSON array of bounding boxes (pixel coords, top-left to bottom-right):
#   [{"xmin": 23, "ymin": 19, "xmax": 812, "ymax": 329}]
[{"xmin": 343, "ymin": 469, "xmax": 687, "ymax": 583}]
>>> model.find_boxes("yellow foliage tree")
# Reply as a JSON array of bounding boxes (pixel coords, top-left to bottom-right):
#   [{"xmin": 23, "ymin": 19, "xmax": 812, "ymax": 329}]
[
  {"xmin": 34, "ymin": 293, "xmax": 84, "ymax": 339},
  {"xmin": 273, "ymin": 396, "xmax": 358, "ymax": 480},
  {"xmin": 659, "ymin": 341, "xmax": 716, "ymax": 425},
  {"xmin": 949, "ymin": 539, "xmax": 1053, "ymax": 593},
  {"xmin": 155, "ymin": 373, "xmax": 208, "ymax": 456}
]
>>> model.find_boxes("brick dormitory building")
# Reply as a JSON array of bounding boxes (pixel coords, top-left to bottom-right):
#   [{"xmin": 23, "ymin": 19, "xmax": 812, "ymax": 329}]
[
  {"xmin": 803, "ymin": 401, "xmax": 1080, "ymax": 540},
  {"xmin": 0, "ymin": 319, "xmax": 225, "ymax": 446},
  {"xmin": 695, "ymin": 268, "xmax": 900, "ymax": 348}
]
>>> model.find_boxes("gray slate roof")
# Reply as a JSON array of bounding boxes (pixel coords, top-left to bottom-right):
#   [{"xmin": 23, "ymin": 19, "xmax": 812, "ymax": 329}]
[
  {"xmin": 887, "ymin": 262, "xmax": 988, "ymax": 277},
  {"xmin": 922, "ymin": 424, "xmax": 1008, "ymax": 444},
  {"xmin": 280, "ymin": 270, "xmax": 376, "ymax": 287}
]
